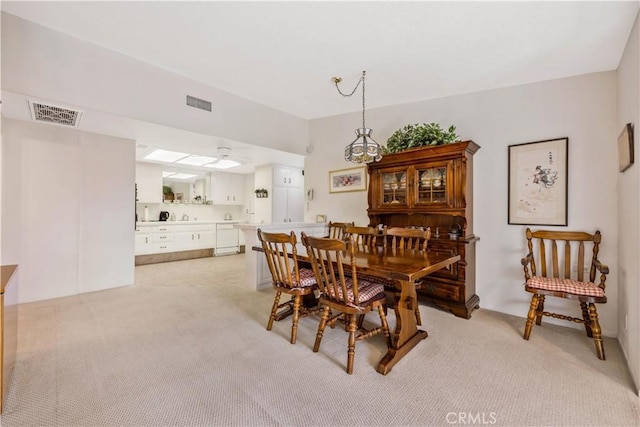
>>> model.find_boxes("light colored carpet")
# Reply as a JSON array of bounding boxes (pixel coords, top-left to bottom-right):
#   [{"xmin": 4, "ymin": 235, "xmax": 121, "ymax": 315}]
[{"xmin": 1, "ymin": 254, "xmax": 638, "ymax": 426}]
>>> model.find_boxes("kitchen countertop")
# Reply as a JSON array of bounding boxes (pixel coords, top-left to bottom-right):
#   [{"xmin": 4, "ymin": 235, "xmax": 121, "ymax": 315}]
[{"xmin": 136, "ymin": 220, "xmax": 242, "ymax": 227}]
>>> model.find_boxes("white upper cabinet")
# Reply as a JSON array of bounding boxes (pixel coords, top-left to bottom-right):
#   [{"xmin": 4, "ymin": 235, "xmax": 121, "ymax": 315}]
[
  {"xmin": 136, "ymin": 162, "xmax": 163, "ymax": 203},
  {"xmin": 272, "ymin": 165, "xmax": 304, "ymax": 222},
  {"xmin": 211, "ymin": 172, "xmax": 244, "ymax": 205},
  {"xmin": 273, "ymin": 166, "xmax": 302, "ymax": 188}
]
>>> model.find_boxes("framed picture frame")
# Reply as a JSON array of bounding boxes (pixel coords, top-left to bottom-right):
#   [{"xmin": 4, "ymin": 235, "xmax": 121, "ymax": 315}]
[
  {"xmin": 618, "ymin": 123, "xmax": 634, "ymax": 172},
  {"xmin": 508, "ymin": 137, "xmax": 568, "ymax": 226},
  {"xmin": 316, "ymin": 214, "xmax": 327, "ymax": 223},
  {"xmin": 329, "ymin": 166, "xmax": 367, "ymax": 193}
]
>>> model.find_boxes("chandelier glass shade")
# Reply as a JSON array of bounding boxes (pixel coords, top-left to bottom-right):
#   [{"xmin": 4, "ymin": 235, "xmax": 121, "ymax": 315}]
[
  {"xmin": 344, "ymin": 128, "xmax": 381, "ymax": 163},
  {"xmin": 333, "ymin": 70, "xmax": 382, "ymax": 164}
]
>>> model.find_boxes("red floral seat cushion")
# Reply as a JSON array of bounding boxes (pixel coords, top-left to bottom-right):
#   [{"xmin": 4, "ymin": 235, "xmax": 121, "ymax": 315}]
[
  {"xmin": 526, "ymin": 276, "xmax": 605, "ymax": 297},
  {"xmin": 293, "ymin": 268, "xmax": 318, "ymax": 288},
  {"xmin": 326, "ymin": 278, "xmax": 385, "ymax": 307},
  {"xmin": 354, "ymin": 272, "xmax": 396, "ymax": 288}
]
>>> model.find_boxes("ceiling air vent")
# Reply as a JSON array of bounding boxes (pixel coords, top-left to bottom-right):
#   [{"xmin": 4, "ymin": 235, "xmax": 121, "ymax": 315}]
[
  {"xmin": 186, "ymin": 95, "xmax": 212, "ymax": 112},
  {"xmin": 27, "ymin": 100, "xmax": 83, "ymax": 127}
]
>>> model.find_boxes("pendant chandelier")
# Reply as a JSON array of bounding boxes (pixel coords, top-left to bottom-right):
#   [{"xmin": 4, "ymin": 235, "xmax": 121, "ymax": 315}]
[{"xmin": 332, "ymin": 70, "xmax": 382, "ymax": 163}]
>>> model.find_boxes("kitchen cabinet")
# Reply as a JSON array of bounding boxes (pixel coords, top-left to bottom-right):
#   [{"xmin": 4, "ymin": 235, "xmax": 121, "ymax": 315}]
[
  {"xmin": 272, "ymin": 186, "xmax": 304, "ymax": 223},
  {"xmin": 135, "ymin": 223, "xmax": 219, "ymax": 258},
  {"xmin": 272, "ymin": 165, "xmax": 304, "ymax": 223},
  {"xmin": 151, "ymin": 226, "xmax": 174, "ymax": 253},
  {"xmin": 136, "ymin": 162, "xmax": 163, "ymax": 203},
  {"xmin": 198, "ymin": 230, "xmax": 216, "ymax": 249},
  {"xmin": 273, "ymin": 165, "xmax": 302, "ymax": 188},
  {"xmin": 134, "ymin": 228, "xmax": 153, "ymax": 255},
  {"xmin": 211, "ymin": 172, "xmax": 244, "ymax": 205},
  {"xmin": 367, "ymin": 140, "xmax": 480, "ymax": 318},
  {"xmin": 175, "ymin": 226, "xmax": 216, "ymax": 251}
]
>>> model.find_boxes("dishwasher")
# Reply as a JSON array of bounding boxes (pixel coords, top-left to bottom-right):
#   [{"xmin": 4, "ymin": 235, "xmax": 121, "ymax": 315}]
[{"xmin": 216, "ymin": 223, "xmax": 240, "ymax": 255}]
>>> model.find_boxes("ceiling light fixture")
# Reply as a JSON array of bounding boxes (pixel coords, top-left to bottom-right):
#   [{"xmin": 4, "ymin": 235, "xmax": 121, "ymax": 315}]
[
  {"xmin": 205, "ymin": 159, "xmax": 241, "ymax": 170},
  {"xmin": 143, "ymin": 149, "xmax": 189, "ymax": 162},
  {"xmin": 169, "ymin": 173, "xmax": 198, "ymax": 179},
  {"xmin": 332, "ymin": 70, "xmax": 382, "ymax": 163},
  {"xmin": 176, "ymin": 154, "xmax": 217, "ymax": 166}
]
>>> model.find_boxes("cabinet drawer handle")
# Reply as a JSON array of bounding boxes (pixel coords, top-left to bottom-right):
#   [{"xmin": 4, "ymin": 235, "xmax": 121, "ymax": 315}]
[
  {"xmin": 160, "ymin": 236, "xmax": 166, "ymax": 239},
  {"xmin": 145, "ymin": 237, "xmax": 148, "ymax": 244},
  {"xmin": 198, "ymin": 233, "xmax": 200, "ymax": 239},
  {"xmin": 192, "ymin": 234, "xmax": 194, "ymax": 240},
  {"xmin": 159, "ymin": 228, "xmax": 167, "ymax": 231}
]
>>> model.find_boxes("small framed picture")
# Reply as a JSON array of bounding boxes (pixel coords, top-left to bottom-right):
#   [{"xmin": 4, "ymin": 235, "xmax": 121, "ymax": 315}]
[
  {"xmin": 175, "ymin": 193, "xmax": 184, "ymax": 202},
  {"xmin": 618, "ymin": 123, "xmax": 634, "ymax": 172},
  {"xmin": 316, "ymin": 214, "xmax": 327, "ymax": 223},
  {"xmin": 329, "ymin": 166, "xmax": 367, "ymax": 193}
]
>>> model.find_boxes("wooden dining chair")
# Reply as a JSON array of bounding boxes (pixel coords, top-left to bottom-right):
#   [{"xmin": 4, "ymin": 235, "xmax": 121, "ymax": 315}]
[
  {"xmin": 521, "ymin": 228, "xmax": 609, "ymax": 359},
  {"xmin": 383, "ymin": 226, "xmax": 431, "ymax": 251},
  {"xmin": 380, "ymin": 227, "xmax": 431, "ymax": 325},
  {"xmin": 257, "ymin": 228, "xmax": 320, "ymax": 344},
  {"xmin": 327, "ymin": 221, "xmax": 354, "ymax": 240},
  {"xmin": 344, "ymin": 225, "xmax": 377, "ymax": 252},
  {"xmin": 300, "ymin": 232, "xmax": 391, "ymax": 374}
]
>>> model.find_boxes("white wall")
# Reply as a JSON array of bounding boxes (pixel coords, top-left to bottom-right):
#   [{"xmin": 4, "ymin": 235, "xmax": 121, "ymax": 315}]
[
  {"xmin": 306, "ymin": 71, "xmax": 620, "ymax": 337},
  {"xmin": 1, "ymin": 12, "xmax": 309, "ymax": 155},
  {"xmin": 253, "ymin": 165, "xmax": 274, "ymax": 224},
  {"xmin": 616, "ymin": 11, "xmax": 639, "ymax": 392},
  {"xmin": 1, "ymin": 119, "xmax": 135, "ymax": 303}
]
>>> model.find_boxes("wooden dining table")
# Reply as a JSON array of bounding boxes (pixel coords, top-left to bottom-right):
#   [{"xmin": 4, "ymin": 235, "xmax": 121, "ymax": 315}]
[
  {"xmin": 344, "ymin": 247, "xmax": 460, "ymax": 374},
  {"xmin": 290, "ymin": 244, "xmax": 460, "ymax": 375},
  {"xmin": 254, "ymin": 242, "xmax": 461, "ymax": 374}
]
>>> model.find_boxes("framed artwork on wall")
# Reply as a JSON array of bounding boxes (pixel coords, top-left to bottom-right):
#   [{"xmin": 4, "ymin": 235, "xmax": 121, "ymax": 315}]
[
  {"xmin": 329, "ymin": 166, "xmax": 367, "ymax": 193},
  {"xmin": 508, "ymin": 137, "xmax": 568, "ymax": 226},
  {"xmin": 618, "ymin": 123, "xmax": 634, "ymax": 172}
]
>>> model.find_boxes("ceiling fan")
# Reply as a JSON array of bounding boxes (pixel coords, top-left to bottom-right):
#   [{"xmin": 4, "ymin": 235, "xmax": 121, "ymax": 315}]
[{"xmin": 206, "ymin": 147, "xmax": 252, "ymax": 170}]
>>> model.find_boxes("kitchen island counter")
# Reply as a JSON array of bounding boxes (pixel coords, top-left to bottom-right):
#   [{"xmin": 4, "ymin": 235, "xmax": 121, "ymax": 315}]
[{"xmin": 237, "ymin": 222, "xmax": 327, "ymax": 290}]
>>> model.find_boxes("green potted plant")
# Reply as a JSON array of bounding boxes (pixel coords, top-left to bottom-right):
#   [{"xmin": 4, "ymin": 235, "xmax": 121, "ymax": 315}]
[
  {"xmin": 383, "ymin": 122, "xmax": 460, "ymax": 154},
  {"xmin": 163, "ymin": 185, "xmax": 174, "ymax": 202}
]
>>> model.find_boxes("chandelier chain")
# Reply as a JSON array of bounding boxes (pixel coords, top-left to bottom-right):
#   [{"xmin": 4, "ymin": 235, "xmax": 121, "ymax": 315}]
[
  {"xmin": 332, "ymin": 70, "xmax": 381, "ymax": 164},
  {"xmin": 333, "ymin": 71, "xmax": 367, "ymax": 129}
]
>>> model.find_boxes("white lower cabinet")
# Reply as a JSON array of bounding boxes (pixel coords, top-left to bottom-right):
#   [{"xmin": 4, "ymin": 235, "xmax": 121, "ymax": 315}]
[
  {"xmin": 198, "ymin": 230, "xmax": 216, "ymax": 249},
  {"xmin": 151, "ymin": 228, "xmax": 174, "ymax": 253},
  {"xmin": 174, "ymin": 229, "xmax": 197, "ymax": 251},
  {"xmin": 135, "ymin": 229, "xmax": 152, "ymax": 255},
  {"xmin": 136, "ymin": 223, "xmax": 217, "ymax": 255},
  {"xmin": 174, "ymin": 226, "xmax": 216, "ymax": 251}
]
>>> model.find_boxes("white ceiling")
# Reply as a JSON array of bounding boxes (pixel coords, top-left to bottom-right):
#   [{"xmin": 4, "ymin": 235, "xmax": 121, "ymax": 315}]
[{"xmin": 2, "ymin": 1, "xmax": 638, "ymax": 171}]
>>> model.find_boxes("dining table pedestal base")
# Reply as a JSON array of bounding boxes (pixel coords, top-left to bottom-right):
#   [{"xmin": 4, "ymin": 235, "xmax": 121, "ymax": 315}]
[
  {"xmin": 376, "ymin": 279, "xmax": 429, "ymax": 375},
  {"xmin": 377, "ymin": 329, "xmax": 428, "ymax": 375}
]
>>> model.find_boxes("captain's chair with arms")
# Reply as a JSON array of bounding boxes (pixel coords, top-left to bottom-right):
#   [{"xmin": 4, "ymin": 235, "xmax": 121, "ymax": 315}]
[{"xmin": 521, "ymin": 228, "xmax": 609, "ymax": 360}]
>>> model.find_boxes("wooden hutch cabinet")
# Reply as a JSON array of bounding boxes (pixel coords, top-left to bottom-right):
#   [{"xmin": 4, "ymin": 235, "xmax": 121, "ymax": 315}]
[{"xmin": 367, "ymin": 140, "xmax": 480, "ymax": 318}]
